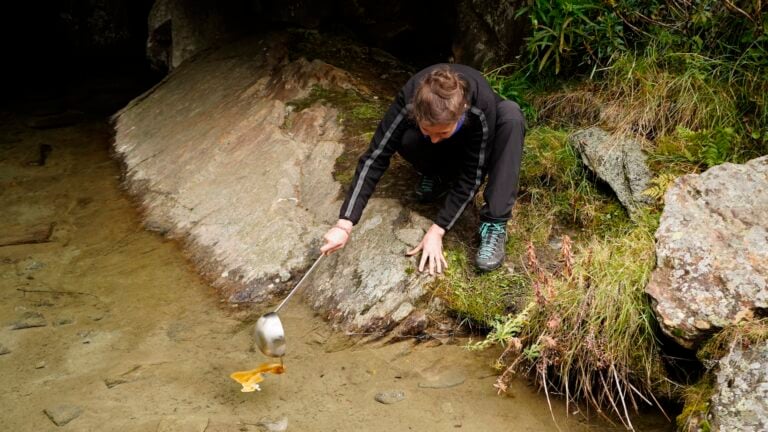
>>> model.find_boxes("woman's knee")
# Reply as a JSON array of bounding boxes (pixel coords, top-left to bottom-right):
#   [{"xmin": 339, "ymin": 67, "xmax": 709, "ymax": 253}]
[{"xmin": 497, "ymin": 100, "xmax": 526, "ymax": 129}]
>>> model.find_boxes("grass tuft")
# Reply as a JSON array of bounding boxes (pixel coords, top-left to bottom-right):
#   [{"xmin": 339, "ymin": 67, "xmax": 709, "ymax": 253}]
[
  {"xmin": 430, "ymin": 247, "xmax": 529, "ymax": 327},
  {"xmin": 486, "ymin": 215, "xmax": 671, "ymax": 427}
]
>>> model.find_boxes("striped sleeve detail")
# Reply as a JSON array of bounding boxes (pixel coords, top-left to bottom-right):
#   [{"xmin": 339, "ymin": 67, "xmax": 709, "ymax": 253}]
[
  {"xmin": 445, "ymin": 106, "xmax": 488, "ymax": 230},
  {"xmin": 343, "ymin": 106, "xmax": 408, "ymax": 219}
]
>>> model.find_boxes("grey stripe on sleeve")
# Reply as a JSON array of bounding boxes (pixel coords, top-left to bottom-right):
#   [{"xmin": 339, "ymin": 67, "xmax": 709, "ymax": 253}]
[
  {"xmin": 444, "ymin": 106, "xmax": 488, "ymax": 230},
  {"xmin": 343, "ymin": 106, "xmax": 409, "ymax": 219}
]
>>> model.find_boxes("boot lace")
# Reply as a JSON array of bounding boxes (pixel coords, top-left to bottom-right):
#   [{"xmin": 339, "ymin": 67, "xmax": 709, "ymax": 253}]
[
  {"xmin": 419, "ymin": 176, "xmax": 435, "ymax": 193},
  {"xmin": 478, "ymin": 222, "xmax": 506, "ymax": 260}
]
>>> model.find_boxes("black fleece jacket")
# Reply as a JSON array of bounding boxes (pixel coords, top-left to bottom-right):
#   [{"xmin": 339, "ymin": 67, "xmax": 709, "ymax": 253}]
[{"xmin": 339, "ymin": 64, "xmax": 502, "ymax": 231}]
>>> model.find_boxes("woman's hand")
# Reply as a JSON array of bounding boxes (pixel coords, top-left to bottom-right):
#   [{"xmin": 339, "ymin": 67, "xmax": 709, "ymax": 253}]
[
  {"xmin": 320, "ymin": 219, "xmax": 353, "ymax": 255},
  {"xmin": 407, "ymin": 224, "xmax": 448, "ymax": 276}
]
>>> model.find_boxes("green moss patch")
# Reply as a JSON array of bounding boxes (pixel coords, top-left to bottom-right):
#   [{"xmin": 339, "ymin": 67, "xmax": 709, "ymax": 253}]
[{"xmin": 287, "ymin": 86, "xmax": 388, "ymax": 187}]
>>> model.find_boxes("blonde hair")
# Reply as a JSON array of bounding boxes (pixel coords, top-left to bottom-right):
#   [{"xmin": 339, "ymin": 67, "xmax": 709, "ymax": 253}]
[{"xmin": 411, "ymin": 66, "xmax": 468, "ymax": 125}]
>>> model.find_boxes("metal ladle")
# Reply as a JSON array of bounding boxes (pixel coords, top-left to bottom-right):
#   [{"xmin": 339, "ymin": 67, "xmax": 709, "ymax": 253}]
[{"xmin": 254, "ymin": 254, "xmax": 324, "ymax": 357}]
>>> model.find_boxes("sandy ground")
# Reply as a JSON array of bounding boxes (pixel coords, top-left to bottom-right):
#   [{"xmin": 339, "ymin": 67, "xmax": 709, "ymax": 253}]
[{"xmin": 0, "ymin": 100, "xmax": 672, "ymax": 431}]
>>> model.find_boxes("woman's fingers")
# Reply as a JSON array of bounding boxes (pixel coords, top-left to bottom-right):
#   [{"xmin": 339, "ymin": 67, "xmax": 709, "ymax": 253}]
[
  {"xmin": 321, "ymin": 227, "xmax": 350, "ymax": 256},
  {"xmin": 406, "ymin": 244, "xmax": 422, "ymax": 256}
]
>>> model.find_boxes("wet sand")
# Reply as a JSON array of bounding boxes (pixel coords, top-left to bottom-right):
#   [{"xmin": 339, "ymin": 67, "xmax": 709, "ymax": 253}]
[{"xmin": 0, "ymin": 104, "xmax": 670, "ymax": 431}]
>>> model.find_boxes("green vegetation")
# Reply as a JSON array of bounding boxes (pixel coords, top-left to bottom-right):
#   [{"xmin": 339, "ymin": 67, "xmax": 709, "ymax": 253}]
[
  {"xmin": 431, "ymin": 248, "xmax": 529, "ymax": 326},
  {"xmin": 477, "ymin": 216, "xmax": 669, "ymax": 428},
  {"xmin": 434, "ymin": 0, "xmax": 768, "ymax": 425},
  {"xmin": 287, "ymin": 86, "xmax": 387, "ymax": 185},
  {"xmin": 676, "ymin": 374, "xmax": 714, "ymax": 432},
  {"xmin": 676, "ymin": 319, "xmax": 768, "ymax": 429}
]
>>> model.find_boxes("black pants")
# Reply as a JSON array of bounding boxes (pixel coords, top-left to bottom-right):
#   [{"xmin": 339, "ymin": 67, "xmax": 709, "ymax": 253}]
[{"xmin": 397, "ymin": 100, "xmax": 525, "ymax": 224}]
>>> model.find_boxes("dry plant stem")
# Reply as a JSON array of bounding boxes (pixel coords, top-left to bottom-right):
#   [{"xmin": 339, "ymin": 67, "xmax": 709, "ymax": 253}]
[
  {"xmin": 612, "ymin": 365, "xmax": 635, "ymax": 431},
  {"xmin": 599, "ymin": 371, "xmax": 628, "ymax": 429},
  {"xmin": 541, "ymin": 366, "xmax": 562, "ymax": 432}
]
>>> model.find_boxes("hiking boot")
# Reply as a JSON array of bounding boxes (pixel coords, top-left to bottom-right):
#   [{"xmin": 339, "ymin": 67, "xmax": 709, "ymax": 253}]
[
  {"xmin": 475, "ymin": 221, "xmax": 508, "ymax": 272},
  {"xmin": 415, "ymin": 175, "xmax": 448, "ymax": 203}
]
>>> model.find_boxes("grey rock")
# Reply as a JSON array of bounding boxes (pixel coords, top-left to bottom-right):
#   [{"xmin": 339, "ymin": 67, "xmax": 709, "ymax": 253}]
[
  {"xmin": 646, "ymin": 156, "xmax": 768, "ymax": 348},
  {"xmin": 256, "ymin": 417, "xmax": 288, "ymax": 432},
  {"xmin": 43, "ymin": 405, "xmax": 83, "ymax": 426},
  {"xmin": 308, "ymin": 205, "xmax": 432, "ymax": 333},
  {"xmin": 375, "ymin": 390, "xmax": 406, "ymax": 404},
  {"xmin": 394, "ymin": 228, "xmax": 423, "ymax": 248},
  {"xmin": 113, "ymin": 33, "xmax": 433, "ymax": 334},
  {"xmin": 393, "ymin": 310, "xmax": 428, "ymax": 338},
  {"xmin": 569, "ymin": 128, "xmax": 654, "ymax": 216},
  {"xmin": 391, "ymin": 303, "xmax": 415, "ymax": 323},
  {"xmin": 11, "ymin": 311, "xmax": 47, "ymax": 330},
  {"xmin": 711, "ymin": 341, "xmax": 768, "ymax": 431},
  {"xmin": 0, "ymin": 343, "xmax": 10, "ymax": 355}
]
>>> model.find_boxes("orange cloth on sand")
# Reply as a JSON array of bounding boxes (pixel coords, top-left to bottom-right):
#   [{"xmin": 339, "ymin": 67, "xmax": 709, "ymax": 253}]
[{"xmin": 230, "ymin": 363, "xmax": 285, "ymax": 392}]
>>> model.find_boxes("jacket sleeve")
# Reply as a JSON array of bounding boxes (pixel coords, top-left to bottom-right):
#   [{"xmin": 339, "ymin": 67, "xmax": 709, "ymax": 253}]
[
  {"xmin": 339, "ymin": 91, "xmax": 409, "ymax": 224},
  {"xmin": 434, "ymin": 108, "xmax": 490, "ymax": 231}
]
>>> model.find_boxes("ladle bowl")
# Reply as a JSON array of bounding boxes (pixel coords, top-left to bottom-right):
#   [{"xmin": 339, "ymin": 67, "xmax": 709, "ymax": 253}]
[
  {"xmin": 253, "ymin": 254, "xmax": 324, "ymax": 357},
  {"xmin": 254, "ymin": 312, "xmax": 286, "ymax": 357}
]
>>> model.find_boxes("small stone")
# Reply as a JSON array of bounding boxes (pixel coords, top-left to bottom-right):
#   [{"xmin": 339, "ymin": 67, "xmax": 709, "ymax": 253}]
[
  {"xmin": 374, "ymin": 390, "xmax": 405, "ymax": 404},
  {"xmin": 548, "ymin": 237, "xmax": 563, "ymax": 251},
  {"xmin": 390, "ymin": 302, "xmax": 414, "ymax": 323},
  {"xmin": 35, "ymin": 361, "xmax": 46, "ymax": 369},
  {"xmin": 0, "ymin": 343, "xmax": 10, "ymax": 355},
  {"xmin": 278, "ymin": 269, "xmax": 291, "ymax": 282},
  {"xmin": 25, "ymin": 260, "xmax": 45, "ymax": 272},
  {"xmin": 256, "ymin": 417, "xmax": 288, "ymax": 432},
  {"xmin": 104, "ymin": 377, "xmax": 129, "ymax": 389},
  {"xmin": 54, "ymin": 318, "xmax": 74, "ymax": 326},
  {"xmin": 11, "ymin": 311, "xmax": 47, "ymax": 329},
  {"xmin": 396, "ymin": 310, "xmax": 427, "ymax": 337},
  {"xmin": 43, "ymin": 405, "xmax": 83, "ymax": 426}
]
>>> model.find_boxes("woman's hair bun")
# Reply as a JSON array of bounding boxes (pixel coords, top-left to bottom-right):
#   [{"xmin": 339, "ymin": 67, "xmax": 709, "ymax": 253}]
[{"xmin": 411, "ymin": 66, "xmax": 468, "ymax": 125}]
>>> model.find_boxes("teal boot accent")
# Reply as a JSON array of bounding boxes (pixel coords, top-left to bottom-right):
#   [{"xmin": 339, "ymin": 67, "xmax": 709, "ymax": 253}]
[
  {"xmin": 415, "ymin": 175, "xmax": 447, "ymax": 203},
  {"xmin": 475, "ymin": 221, "xmax": 507, "ymax": 272}
]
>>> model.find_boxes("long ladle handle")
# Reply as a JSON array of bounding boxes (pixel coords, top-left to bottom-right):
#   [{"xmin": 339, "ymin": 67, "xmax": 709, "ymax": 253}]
[{"xmin": 274, "ymin": 254, "xmax": 324, "ymax": 313}]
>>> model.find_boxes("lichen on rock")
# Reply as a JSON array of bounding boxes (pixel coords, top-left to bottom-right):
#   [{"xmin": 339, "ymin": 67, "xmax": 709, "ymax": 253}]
[{"xmin": 646, "ymin": 156, "xmax": 768, "ymax": 348}]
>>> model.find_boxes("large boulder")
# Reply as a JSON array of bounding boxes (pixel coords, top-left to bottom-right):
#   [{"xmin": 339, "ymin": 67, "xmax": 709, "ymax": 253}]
[
  {"xmin": 569, "ymin": 127, "xmax": 654, "ymax": 216},
  {"xmin": 711, "ymin": 340, "xmax": 768, "ymax": 431},
  {"xmin": 112, "ymin": 32, "xmax": 432, "ymax": 333},
  {"xmin": 646, "ymin": 156, "xmax": 768, "ymax": 348}
]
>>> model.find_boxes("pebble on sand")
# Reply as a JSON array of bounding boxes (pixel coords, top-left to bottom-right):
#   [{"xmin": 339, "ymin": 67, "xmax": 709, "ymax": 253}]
[
  {"xmin": 256, "ymin": 417, "xmax": 288, "ymax": 432},
  {"xmin": 11, "ymin": 311, "xmax": 47, "ymax": 330},
  {"xmin": 0, "ymin": 343, "xmax": 10, "ymax": 355},
  {"xmin": 374, "ymin": 390, "xmax": 406, "ymax": 404},
  {"xmin": 43, "ymin": 405, "xmax": 83, "ymax": 426}
]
